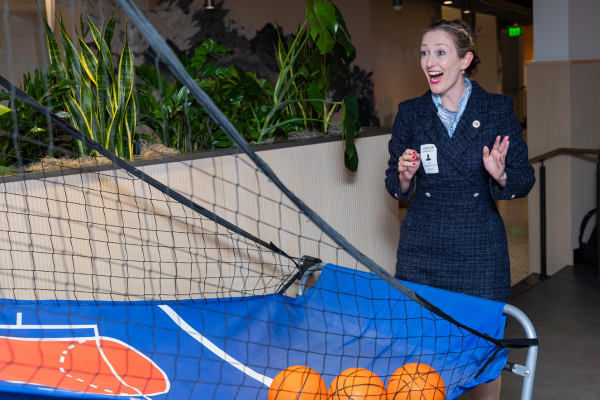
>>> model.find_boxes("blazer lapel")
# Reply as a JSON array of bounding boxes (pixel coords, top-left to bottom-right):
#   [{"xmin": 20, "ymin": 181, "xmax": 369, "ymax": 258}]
[
  {"xmin": 418, "ymin": 82, "xmax": 489, "ymax": 187},
  {"xmin": 418, "ymin": 92, "xmax": 450, "ymax": 149}
]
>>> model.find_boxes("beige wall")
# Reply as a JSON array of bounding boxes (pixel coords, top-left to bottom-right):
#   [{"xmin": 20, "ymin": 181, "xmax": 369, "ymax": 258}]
[
  {"xmin": 369, "ymin": 0, "xmax": 440, "ymax": 127},
  {"xmin": 0, "ymin": 1, "xmax": 80, "ymax": 92},
  {"xmin": 0, "ymin": 134, "xmax": 403, "ymax": 301},
  {"xmin": 526, "ymin": 59, "xmax": 600, "ymax": 275},
  {"xmin": 0, "ymin": 3, "xmax": 45, "ymax": 87},
  {"xmin": 441, "ymin": 5, "xmax": 461, "ymax": 20},
  {"xmin": 471, "ymin": 13, "xmax": 498, "ymax": 94}
]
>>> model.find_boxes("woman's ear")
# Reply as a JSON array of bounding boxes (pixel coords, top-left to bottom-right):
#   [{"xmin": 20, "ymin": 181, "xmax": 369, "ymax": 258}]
[{"xmin": 462, "ymin": 52, "xmax": 474, "ymax": 72}]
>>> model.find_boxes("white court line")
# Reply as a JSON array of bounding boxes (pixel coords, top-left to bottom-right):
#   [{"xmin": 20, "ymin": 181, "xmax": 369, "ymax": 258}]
[{"xmin": 158, "ymin": 305, "xmax": 273, "ymax": 387}]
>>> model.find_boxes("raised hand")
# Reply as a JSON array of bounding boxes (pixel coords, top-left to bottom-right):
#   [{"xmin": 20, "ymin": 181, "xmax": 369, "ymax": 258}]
[
  {"xmin": 398, "ymin": 149, "xmax": 421, "ymax": 182},
  {"xmin": 483, "ymin": 135, "xmax": 509, "ymax": 183}
]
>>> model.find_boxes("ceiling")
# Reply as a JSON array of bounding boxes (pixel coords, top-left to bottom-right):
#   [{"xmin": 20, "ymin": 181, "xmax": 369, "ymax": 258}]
[{"xmin": 426, "ymin": 0, "xmax": 534, "ymax": 27}]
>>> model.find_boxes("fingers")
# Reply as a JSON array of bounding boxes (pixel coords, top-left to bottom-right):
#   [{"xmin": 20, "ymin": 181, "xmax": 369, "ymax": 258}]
[
  {"xmin": 502, "ymin": 137, "xmax": 510, "ymax": 157},
  {"xmin": 398, "ymin": 149, "xmax": 421, "ymax": 173},
  {"xmin": 483, "ymin": 146, "xmax": 490, "ymax": 158},
  {"xmin": 492, "ymin": 136, "xmax": 501, "ymax": 152},
  {"xmin": 402, "ymin": 149, "xmax": 421, "ymax": 161}
]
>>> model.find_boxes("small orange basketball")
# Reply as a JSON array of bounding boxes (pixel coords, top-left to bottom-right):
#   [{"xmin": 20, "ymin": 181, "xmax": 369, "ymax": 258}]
[
  {"xmin": 386, "ymin": 363, "xmax": 446, "ymax": 400},
  {"xmin": 268, "ymin": 366, "xmax": 328, "ymax": 400},
  {"xmin": 329, "ymin": 368, "xmax": 387, "ymax": 400}
]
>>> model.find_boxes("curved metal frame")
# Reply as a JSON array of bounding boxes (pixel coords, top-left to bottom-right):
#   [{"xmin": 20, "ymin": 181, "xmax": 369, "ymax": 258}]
[
  {"xmin": 297, "ymin": 266, "xmax": 538, "ymax": 400},
  {"xmin": 502, "ymin": 304, "xmax": 538, "ymax": 400},
  {"xmin": 296, "ymin": 263, "xmax": 326, "ymax": 296}
]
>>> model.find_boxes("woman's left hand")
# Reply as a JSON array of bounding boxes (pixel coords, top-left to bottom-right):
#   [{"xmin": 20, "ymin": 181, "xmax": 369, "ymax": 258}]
[{"xmin": 483, "ymin": 135, "xmax": 509, "ymax": 186}]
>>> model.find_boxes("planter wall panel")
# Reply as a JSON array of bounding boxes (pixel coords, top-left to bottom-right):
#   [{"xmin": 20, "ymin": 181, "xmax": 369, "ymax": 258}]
[{"xmin": 0, "ymin": 133, "xmax": 401, "ymax": 302}]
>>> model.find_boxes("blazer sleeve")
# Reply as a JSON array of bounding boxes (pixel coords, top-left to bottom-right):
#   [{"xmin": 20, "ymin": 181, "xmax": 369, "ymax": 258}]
[
  {"xmin": 385, "ymin": 102, "xmax": 416, "ymax": 202},
  {"xmin": 489, "ymin": 96, "xmax": 536, "ymax": 201}
]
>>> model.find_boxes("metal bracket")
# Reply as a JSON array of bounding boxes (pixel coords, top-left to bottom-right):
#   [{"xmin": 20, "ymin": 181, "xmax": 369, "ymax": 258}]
[{"xmin": 503, "ymin": 362, "xmax": 531, "ymax": 377}]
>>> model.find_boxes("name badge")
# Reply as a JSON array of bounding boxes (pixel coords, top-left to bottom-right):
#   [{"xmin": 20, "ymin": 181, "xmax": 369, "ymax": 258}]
[{"xmin": 420, "ymin": 144, "xmax": 439, "ymax": 174}]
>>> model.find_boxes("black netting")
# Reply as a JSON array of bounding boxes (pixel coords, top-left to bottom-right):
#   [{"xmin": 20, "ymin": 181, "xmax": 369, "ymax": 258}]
[{"xmin": 0, "ymin": 1, "xmax": 534, "ymax": 399}]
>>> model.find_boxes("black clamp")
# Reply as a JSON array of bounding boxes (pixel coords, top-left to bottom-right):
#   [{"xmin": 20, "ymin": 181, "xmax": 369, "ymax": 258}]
[{"xmin": 298, "ymin": 256, "xmax": 322, "ymax": 274}]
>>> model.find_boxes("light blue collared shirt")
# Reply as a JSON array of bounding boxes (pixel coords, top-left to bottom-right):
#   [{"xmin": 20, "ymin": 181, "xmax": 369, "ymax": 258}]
[{"xmin": 432, "ymin": 76, "xmax": 472, "ymax": 137}]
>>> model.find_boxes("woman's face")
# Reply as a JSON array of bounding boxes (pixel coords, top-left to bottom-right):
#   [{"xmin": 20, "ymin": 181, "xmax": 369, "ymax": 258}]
[{"xmin": 420, "ymin": 30, "xmax": 471, "ymax": 95}]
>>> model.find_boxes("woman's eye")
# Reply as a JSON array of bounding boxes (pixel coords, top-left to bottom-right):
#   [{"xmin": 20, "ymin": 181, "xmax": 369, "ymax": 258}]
[
  {"xmin": 438, "ymin": 51, "xmax": 445, "ymax": 56},
  {"xmin": 421, "ymin": 51, "xmax": 428, "ymax": 56}
]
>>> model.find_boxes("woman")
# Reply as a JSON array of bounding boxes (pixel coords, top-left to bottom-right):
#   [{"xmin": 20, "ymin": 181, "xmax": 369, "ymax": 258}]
[{"xmin": 384, "ymin": 20, "xmax": 535, "ymax": 400}]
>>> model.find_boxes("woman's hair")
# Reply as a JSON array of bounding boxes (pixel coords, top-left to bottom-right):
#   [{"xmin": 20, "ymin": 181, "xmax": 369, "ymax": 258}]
[{"xmin": 423, "ymin": 19, "xmax": 481, "ymax": 77}]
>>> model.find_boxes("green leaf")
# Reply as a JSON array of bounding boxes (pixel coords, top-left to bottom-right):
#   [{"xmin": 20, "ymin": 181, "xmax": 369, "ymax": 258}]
[
  {"xmin": 87, "ymin": 15, "xmax": 116, "ymax": 93},
  {"xmin": 332, "ymin": 3, "xmax": 351, "ymax": 41},
  {"xmin": 335, "ymin": 28, "xmax": 356, "ymax": 60},
  {"xmin": 42, "ymin": 15, "xmax": 66, "ymax": 75},
  {"xmin": 0, "ymin": 105, "xmax": 11, "ymax": 116},
  {"xmin": 344, "ymin": 142, "xmax": 359, "ymax": 172},
  {"xmin": 106, "ymin": 103, "xmax": 124, "ymax": 152},
  {"xmin": 117, "ymin": 21, "xmax": 134, "ymax": 109},
  {"xmin": 78, "ymin": 37, "xmax": 98, "ymax": 84},
  {"xmin": 104, "ymin": 16, "xmax": 116, "ymax": 50},
  {"xmin": 307, "ymin": 0, "xmax": 338, "ymax": 54},
  {"xmin": 65, "ymin": 94, "xmax": 93, "ymax": 141},
  {"xmin": 341, "ymin": 95, "xmax": 359, "ymax": 172},
  {"xmin": 56, "ymin": 17, "xmax": 83, "ymax": 84},
  {"xmin": 80, "ymin": 80, "xmax": 94, "ymax": 140},
  {"xmin": 343, "ymin": 95, "xmax": 359, "ymax": 121},
  {"xmin": 199, "ymin": 39, "xmax": 217, "ymax": 55},
  {"xmin": 307, "ymin": 83, "xmax": 324, "ymax": 117},
  {"xmin": 216, "ymin": 44, "xmax": 228, "ymax": 53}
]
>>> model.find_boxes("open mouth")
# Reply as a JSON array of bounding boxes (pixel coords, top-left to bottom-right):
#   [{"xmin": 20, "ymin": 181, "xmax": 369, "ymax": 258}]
[{"xmin": 428, "ymin": 71, "xmax": 443, "ymax": 84}]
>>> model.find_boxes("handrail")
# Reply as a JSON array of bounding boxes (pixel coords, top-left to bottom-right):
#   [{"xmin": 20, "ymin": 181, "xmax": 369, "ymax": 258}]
[
  {"xmin": 529, "ymin": 148, "xmax": 600, "ymax": 164},
  {"xmin": 528, "ymin": 147, "xmax": 599, "ymax": 280}
]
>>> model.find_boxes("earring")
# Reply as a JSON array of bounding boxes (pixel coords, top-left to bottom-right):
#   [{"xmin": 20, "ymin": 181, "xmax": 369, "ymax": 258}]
[{"xmin": 462, "ymin": 70, "xmax": 465, "ymax": 74}]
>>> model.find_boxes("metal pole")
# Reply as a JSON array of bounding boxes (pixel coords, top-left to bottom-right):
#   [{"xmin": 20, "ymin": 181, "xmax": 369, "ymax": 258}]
[
  {"xmin": 597, "ymin": 159, "xmax": 599, "ymax": 274},
  {"xmin": 540, "ymin": 161, "xmax": 547, "ymax": 280},
  {"xmin": 503, "ymin": 305, "xmax": 538, "ymax": 400}
]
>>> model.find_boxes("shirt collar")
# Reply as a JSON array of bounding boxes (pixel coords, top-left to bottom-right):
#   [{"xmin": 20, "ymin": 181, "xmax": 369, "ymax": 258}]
[{"xmin": 432, "ymin": 76, "xmax": 472, "ymax": 113}]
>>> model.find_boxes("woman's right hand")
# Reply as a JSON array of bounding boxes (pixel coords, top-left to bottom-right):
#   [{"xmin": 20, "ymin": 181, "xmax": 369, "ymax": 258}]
[{"xmin": 398, "ymin": 149, "xmax": 421, "ymax": 182}]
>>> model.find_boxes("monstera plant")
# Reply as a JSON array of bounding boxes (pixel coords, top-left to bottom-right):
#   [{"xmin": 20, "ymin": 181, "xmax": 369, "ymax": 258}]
[{"xmin": 267, "ymin": 0, "xmax": 361, "ymax": 172}]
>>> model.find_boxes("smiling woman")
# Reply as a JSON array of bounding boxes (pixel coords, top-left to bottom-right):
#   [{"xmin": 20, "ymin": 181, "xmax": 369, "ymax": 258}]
[{"xmin": 385, "ymin": 18, "xmax": 536, "ymax": 400}]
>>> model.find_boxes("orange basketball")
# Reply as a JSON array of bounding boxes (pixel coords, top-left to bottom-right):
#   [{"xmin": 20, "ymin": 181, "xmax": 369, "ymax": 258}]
[
  {"xmin": 329, "ymin": 368, "xmax": 387, "ymax": 400},
  {"xmin": 268, "ymin": 366, "xmax": 328, "ymax": 400},
  {"xmin": 386, "ymin": 363, "xmax": 446, "ymax": 400}
]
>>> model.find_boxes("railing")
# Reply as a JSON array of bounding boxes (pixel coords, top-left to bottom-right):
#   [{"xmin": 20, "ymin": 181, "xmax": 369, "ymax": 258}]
[{"xmin": 529, "ymin": 148, "xmax": 600, "ymax": 279}]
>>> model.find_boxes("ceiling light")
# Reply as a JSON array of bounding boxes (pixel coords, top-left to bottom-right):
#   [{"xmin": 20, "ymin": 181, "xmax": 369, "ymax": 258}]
[
  {"xmin": 205, "ymin": 0, "xmax": 214, "ymax": 10},
  {"xmin": 463, "ymin": 0, "xmax": 471, "ymax": 13},
  {"xmin": 393, "ymin": 0, "xmax": 402, "ymax": 11},
  {"xmin": 443, "ymin": 1, "xmax": 453, "ymax": 4}
]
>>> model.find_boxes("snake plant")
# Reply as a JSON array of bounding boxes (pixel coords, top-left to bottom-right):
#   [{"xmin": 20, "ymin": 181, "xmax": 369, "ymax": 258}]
[{"xmin": 42, "ymin": 13, "xmax": 136, "ymax": 159}]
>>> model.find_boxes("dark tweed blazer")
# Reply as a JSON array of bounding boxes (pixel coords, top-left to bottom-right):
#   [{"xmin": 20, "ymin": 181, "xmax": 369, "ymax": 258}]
[{"xmin": 385, "ymin": 81, "xmax": 535, "ymax": 303}]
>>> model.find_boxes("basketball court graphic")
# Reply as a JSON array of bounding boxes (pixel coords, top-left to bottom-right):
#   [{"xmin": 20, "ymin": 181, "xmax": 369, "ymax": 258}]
[
  {"xmin": 0, "ymin": 313, "xmax": 170, "ymax": 398},
  {"xmin": 0, "ymin": 265, "xmax": 510, "ymax": 399}
]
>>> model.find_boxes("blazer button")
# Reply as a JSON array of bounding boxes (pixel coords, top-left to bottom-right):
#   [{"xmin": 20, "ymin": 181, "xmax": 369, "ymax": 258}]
[
  {"xmin": 511, "ymin": 194, "xmax": 515, "ymax": 199},
  {"xmin": 474, "ymin": 193, "xmax": 479, "ymax": 197},
  {"xmin": 425, "ymin": 192, "xmax": 431, "ymax": 197}
]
